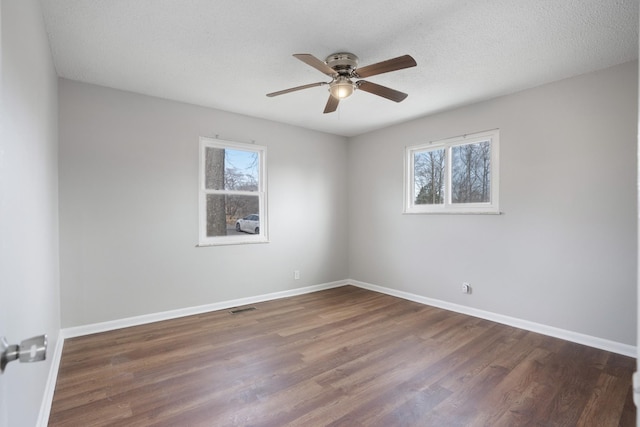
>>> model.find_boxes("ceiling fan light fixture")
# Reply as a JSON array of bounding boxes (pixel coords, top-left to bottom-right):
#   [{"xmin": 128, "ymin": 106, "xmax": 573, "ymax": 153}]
[{"xmin": 329, "ymin": 76, "xmax": 354, "ymax": 99}]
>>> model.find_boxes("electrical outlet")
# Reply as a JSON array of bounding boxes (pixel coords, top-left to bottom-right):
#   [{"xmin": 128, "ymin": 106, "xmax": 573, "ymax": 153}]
[
  {"xmin": 462, "ymin": 282, "xmax": 471, "ymax": 294},
  {"xmin": 294, "ymin": 270, "xmax": 300, "ymax": 280}
]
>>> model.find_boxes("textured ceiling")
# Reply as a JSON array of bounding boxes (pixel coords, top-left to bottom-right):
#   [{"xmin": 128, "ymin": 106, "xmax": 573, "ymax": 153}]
[{"xmin": 40, "ymin": 0, "xmax": 638, "ymax": 137}]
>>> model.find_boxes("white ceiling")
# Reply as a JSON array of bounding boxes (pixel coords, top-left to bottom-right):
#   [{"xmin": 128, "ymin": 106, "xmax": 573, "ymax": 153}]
[{"xmin": 40, "ymin": 0, "xmax": 638, "ymax": 137}]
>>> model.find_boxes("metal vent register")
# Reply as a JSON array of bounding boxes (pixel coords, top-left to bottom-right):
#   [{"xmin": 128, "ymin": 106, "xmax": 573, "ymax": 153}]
[{"xmin": 229, "ymin": 307, "xmax": 257, "ymax": 314}]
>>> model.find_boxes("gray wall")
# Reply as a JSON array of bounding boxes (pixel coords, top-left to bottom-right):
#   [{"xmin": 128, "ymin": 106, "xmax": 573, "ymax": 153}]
[
  {"xmin": 59, "ymin": 63, "xmax": 637, "ymax": 346},
  {"xmin": 0, "ymin": 0, "xmax": 60, "ymax": 426},
  {"xmin": 58, "ymin": 79, "xmax": 349, "ymax": 327},
  {"xmin": 348, "ymin": 61, "xmax": 638, "ymax": 346}
]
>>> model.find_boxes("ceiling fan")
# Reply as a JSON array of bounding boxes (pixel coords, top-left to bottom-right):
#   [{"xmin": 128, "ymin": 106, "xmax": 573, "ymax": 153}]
[{"xmin": 266, "ymin": 52, "xmax": 417, "ymax": 114}]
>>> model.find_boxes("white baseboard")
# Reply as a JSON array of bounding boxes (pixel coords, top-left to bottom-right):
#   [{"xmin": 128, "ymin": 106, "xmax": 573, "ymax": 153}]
[
  {"xmin": 62, "ymin": 280, "xmax": 348, "ymax": 339},
  {"xmin": 36, "ymin": 331, "xmax": 65, "ymax": 427},
  {"xmin": 348, "ymin": 279, "xmax": 636, "ymax": 358}
]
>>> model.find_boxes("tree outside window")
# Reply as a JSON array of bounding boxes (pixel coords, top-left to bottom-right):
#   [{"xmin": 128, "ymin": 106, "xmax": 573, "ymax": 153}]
[
  {"xmin": 406, "ymin": 129, "xmax": 499, "ymax": 214},
  {"xmin": 199, "ymin": 138, "xmax": 267, "ymax": 245}
]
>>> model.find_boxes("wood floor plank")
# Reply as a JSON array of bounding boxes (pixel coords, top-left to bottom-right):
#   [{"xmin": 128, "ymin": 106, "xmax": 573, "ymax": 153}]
[
  {"xmin": 48, "ymin": 286, "xmax": 636, "ymax": 426},
  {"xmin": 576, "ymin": 372, "xmax": 633, "ymax": 426}
]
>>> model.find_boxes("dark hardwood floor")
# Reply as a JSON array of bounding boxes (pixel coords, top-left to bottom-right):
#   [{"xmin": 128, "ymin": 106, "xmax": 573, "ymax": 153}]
[{"xmin": 48, "ymin": 286, "xmax": 636, "ymax": 426}]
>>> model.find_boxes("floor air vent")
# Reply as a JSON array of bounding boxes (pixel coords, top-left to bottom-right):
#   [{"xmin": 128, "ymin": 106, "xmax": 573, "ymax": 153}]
[{"xmin": 229, "ymin": 307, "xmax": 257, "ymax": 314}]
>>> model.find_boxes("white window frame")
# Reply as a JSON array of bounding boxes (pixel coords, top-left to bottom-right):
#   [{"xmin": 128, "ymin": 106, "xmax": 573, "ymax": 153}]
[
  {"xmin": 404, "ymin": 129, "xmax": 500, "ymax": 214},
  {"xmin": 198, "ymin": 137, "xmax": 268, "ymax": 246}
]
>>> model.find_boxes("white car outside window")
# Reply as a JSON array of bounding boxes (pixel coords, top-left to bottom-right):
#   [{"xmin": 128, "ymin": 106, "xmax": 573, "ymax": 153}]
[{"xmin": 235, "ymin": 214, "xmax": 260, "ymax": 234}]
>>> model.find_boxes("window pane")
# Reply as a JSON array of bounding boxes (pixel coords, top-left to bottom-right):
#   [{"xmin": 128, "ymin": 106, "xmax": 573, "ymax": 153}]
[
  {"xmin": 206, "ymin": 194, "xmax": 260, "ymax": 237},
  {"xmin": 451, "ymin": 141, "xmax": 491, "ymax": 203},
  {"xmin": 414, "ymin": 149, "xmax": 445, "ymax": 205},
  {"xmin": 205, "ymin": 147, "xmax": 259, "ymax": 191}
]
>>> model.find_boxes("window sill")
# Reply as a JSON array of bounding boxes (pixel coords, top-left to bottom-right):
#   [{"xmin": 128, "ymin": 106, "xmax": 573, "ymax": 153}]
[
  {"xmin": 403, "ymin": 210, "xmax": 503, "ymax": 215},
  {"xmin": 196, "ymin": 237, "xmax": 270, "ymax": 247}
]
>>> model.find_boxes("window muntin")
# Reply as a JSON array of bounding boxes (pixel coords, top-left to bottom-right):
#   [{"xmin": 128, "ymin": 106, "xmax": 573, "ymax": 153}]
[
  {"xmin": 405, "ymin": 129, "xmax": 499, "ymax": 214},
  {"xmin": 199, "ymin": 137, "xmax": 267, "ymax": 245}
]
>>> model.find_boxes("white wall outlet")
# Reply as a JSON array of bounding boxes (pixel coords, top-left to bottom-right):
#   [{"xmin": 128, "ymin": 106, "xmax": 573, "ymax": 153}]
[
  {"xmin": 294, "ymin": 270, "xmax": 300, "ymax": 280},
  {"xmin": 462, "ymin": 282, "xmax": 471, "ymax": 294}
]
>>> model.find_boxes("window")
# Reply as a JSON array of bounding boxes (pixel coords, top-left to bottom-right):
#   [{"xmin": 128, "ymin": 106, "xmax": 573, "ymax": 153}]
[
  {"xmin": 199, "ymin": 137, "xmax": 267, "ymax": 245},
  {"xmin": 405, "ymin": 129, "xmax": 499, "ymax": 214}
]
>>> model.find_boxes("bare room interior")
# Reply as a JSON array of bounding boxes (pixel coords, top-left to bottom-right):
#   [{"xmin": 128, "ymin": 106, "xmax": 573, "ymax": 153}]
[{"xmin": 1, "ymin": 0, "xmax": 639, "ymax": 426}]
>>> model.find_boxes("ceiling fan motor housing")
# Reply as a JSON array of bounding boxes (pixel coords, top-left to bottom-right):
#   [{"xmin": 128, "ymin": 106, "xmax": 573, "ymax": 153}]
[{"xmin": 325, "ymin": 52, "xmax": 359, "ymax": 76}]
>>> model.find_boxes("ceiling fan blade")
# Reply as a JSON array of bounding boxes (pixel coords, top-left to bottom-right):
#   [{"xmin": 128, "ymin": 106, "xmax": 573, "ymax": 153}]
[
  {"xmin": 355, "ymin": 54, "xmax": 417, "ymax": 78},
  {"xmin": 323, "ymin": 95, "xmax": 339, "ymax": 114},
  {"xmin": 293, "ymin": 54, "xmax": 337, "ymax": 76},
  {"xmin": 357, "ymin": 80, "xmax": 408, "ymax": 102},
  {"xmin": 267, "ymin": 82, "xmax": 327, "ymax": 97}
]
